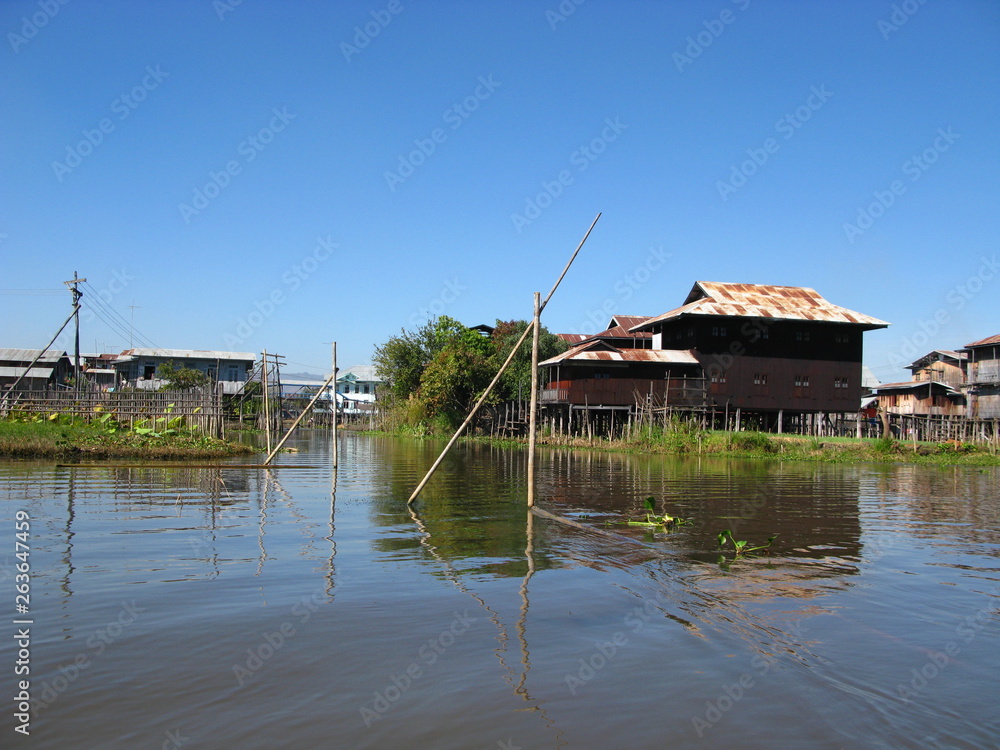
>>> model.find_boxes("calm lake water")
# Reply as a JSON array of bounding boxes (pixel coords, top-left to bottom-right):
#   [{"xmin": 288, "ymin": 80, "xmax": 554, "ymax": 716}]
[{"xmin": 2, "ymin": 432, "xmax": 998, "ymax": 749}]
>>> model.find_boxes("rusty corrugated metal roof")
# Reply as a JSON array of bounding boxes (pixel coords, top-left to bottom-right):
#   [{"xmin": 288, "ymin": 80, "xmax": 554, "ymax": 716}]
[
  {"xmin": 965, "ymin": 333, "xmax": 1000, "ymax": 348},
  {"xmin": 540, "ymin": 341, "xmax": 698, "ymax": 367},
  {"xmin": 632, "ymin": 281, "xmax": 889, "ymax": 331},
  {"xmin": 609, "ymin": 315, "xmax": 651, "ymax": 330}
]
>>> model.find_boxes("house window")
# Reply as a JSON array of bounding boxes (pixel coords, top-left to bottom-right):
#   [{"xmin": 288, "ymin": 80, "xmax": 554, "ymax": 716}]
[
  {"xmin": 795, "ymin": 375, "xmax": 810, "ymax": 387},
  {"xmin": 143, "ymin": 365, "xmax": 155, "ymax": 380},
  {"xmin": 228, "ymin": 366, "xmax": 240, "ymax": 381},
  {"xmin": 760, "ymin": 327, "xmax": 769, "ymax": 339},
  {"xmin": 594, "ymin": 373, "xmax": 610, "ymax": 380},
  {"xmin": 834, "ymin": 377, "xmax": 849, "ymax": 389},
  {"xmin": 712, "ymin": 326, "xmax": 728, "ymax": 337},
  {"xmin": 363, "ymin": 384, "xmax": 370, "ymax": 394},
  {"xmin": 795, "ymin": 331, "xmax": 810, "ymax": 342},
  {"xmin": 711, "ymin": 372, "xmax": 727, "ymax": 384},
  {"xmin": 835, "ymin": 332, "xmax": 850, "ymax": 344},
  {"xmin": 754, "ymin": 373, "xmax": 768, "ymax": 386}
]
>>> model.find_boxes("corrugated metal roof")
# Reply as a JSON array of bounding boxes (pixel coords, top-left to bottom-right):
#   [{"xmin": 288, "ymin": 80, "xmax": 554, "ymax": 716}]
[
  {"xmin": 609, "ymin": 315, "xmax": 650, "ymax": 330},
  {"xmin": 119, "ymin": 348, "xmax": 256, "ymax": 361},
  {"xmin": 557, "ymin": 333, "xmax": 589, "ymax": 344},
  {"xmin": 631, "ymin": 281, "xmax": 889, "ymax": 331},
  {"xmin": 871, "ymin": 380, "xmax": 961, "ymax": 394},
  {"xmin": 0, "ymin": 366, "xmax": 54, "ymax": 378},
  {"xmin": 540, "ymin": 342, "xmax": 697, "ymax": 367},
  {"xmin": 0, "ymin": 348, "xmax": 67, "ymax": 363},
  {"xmin": 965, "ymin": 334, "xmax": 1000, "ymax": 348},
  {"xmin": 906, "ymin": 350, "xmax": 966, "ymax": 369}
]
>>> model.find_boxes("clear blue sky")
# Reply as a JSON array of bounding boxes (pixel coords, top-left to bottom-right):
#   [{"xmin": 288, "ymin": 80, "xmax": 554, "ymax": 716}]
[{"xmin": 2, "ymin": 0, "xmax": 997, "ymax": 382}]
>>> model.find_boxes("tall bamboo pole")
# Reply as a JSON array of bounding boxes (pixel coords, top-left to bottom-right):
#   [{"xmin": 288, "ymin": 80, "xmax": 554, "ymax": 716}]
[
  {"xmin": 332, "ymin": 342, "xmax": 338, "ymax": 469},
  {"xmin": 527, "ymin": 292, "xmax": 540, "ymax": 508},
  {"xmin": 407, "ymin": 212, "xmax": 600, "ymax": 504},
  {"xmin": 262, "ymin": 349, "xmax": 272, "ymax": 455}
]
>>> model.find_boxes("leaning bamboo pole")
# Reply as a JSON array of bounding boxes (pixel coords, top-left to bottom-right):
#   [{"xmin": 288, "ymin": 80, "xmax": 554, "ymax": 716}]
[
  {"xmin": 262, "ymin": 369, "xmax": 338, "ymax": 465},
  {"xmin": 407, "ymin": 212, "xmax": 601, "ymax": 504}
]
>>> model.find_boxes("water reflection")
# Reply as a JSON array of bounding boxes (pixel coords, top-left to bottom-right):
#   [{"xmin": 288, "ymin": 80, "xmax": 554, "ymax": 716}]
[{"xmin": 1, "ymin": 433, "xmax": 997, "ymax": 750}]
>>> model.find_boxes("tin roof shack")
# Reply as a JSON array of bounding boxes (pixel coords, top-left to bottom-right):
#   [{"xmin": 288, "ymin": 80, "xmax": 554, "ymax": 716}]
[
  {"xmin": 540, "ymin": 342, "xmax": 702, "ymax": 406},
  {"xmin": 907, "ymin": 350, "xmax": 967, "ymax": 387},
  {"xmin": 962, "ymin": 334, "xmax": 1000, "ymax": 419},
  {"xmin": 0, "ymin": 348, "xmax": 72, "ymax": 391},
  {"xmin": 631, "ymin": 282, "xmax": 889, "ymax": 428},
  {"xmin": 113, "ymin": 349, "xmax": 255, "ymax": 395},
  {"xmin": 870, "ymin": 380, "xmax": 966, "ymax": 416}
]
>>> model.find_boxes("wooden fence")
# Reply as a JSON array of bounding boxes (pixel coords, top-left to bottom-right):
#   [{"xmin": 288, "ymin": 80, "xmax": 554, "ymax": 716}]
[{"xmin": 0, "ymin": 386, "xmax": 225, "ymax": 437}]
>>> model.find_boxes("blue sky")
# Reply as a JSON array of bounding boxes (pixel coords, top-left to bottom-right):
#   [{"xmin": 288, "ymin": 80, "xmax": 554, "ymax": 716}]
[{"xmin": 1, "ymin": 0, "xmax": 997, "ymax": 381}]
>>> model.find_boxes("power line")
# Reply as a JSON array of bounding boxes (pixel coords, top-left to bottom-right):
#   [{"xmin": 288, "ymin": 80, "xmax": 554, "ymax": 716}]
[{"xmin": 81, "ymin": 282, "xmax": 158, "ymax": 349}]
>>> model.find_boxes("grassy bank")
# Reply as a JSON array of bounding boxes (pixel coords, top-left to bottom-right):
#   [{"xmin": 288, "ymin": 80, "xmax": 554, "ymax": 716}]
[
  {"xmin": 364, "ymin": 423, "xmax": 1000, "ymax": 466},
  {"xmin": 0, "ymin": 418, "xmax": 256, "ymax": 460}
]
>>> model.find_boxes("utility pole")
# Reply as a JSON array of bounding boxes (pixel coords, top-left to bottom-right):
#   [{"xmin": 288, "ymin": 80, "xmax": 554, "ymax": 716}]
[
  {"xmin": 128, "ymin": 301, "xmax": 140, "ymax": 348},
  {"xmin": 63, "ymin": 272, "xmax": 86, "ymax": 391}
]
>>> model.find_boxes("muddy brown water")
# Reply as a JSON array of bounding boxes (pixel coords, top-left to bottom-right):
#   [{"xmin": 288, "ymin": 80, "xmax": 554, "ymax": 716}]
[{"xmin": 2, "ymin": 432, "xmax": 998, "ymax": 749}]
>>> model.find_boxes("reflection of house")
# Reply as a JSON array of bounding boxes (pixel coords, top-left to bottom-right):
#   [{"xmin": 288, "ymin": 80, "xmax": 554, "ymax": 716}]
[
  {"xmin": 963, "ymin": 334, "xmax": 1000, "ymax": 419},
  {"xmin": 544, "ymin": 282, "xmax": 889, "ymax": 432},
  {"xmin": 0, "ymin": 348, "xmax": 72, "ymax": 390},
  {"xmin": 336, "ymin": 365, "xmax": 383, "ymax": 415},
  {"xmin": 113, "ymin": 349, "xmax": 255, "ymax": 394}
]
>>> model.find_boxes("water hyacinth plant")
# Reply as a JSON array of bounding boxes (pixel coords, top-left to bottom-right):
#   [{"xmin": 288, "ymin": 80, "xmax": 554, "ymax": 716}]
[
  {"xmin": 610, "ymin": 497, "xmax": 689, "ymax": 529},
  {"xmin": 717, "ymin": 529, "xmax": 777, "ymax": 558}
]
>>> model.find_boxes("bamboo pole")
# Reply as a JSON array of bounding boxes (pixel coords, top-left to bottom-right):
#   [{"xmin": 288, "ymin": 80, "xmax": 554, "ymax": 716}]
[
  {"xmin": 8, "ymin": 304, "xmax": 80, "ymax": 392},
  {"xmin": 407, "ymin": 212, "xmax": 601, "ymax": 504},
  {"xmin": 332, "ymin": 342, "xmax": 338, "ymax": 469},
  {"xmin": 527, "ymin": 292, "xmax": 540, "ymax": 508},
  {"xmin": 262, "ymin": 369, "xmax": 338, "ymax": 465}
]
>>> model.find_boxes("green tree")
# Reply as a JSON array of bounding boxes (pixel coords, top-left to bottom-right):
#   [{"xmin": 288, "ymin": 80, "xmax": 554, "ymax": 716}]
[
  {"xmin": 490, "ymin": 319, "xmax": 566, "ymax": 401},
  {"xmin": 157, "ymin": 360, "xmax": 210, "ymax": 390}
]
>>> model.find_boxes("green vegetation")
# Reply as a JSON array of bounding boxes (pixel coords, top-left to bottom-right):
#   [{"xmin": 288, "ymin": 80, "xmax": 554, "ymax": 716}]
[
  {"xmin": 373, "ymin": 316, "xmax": 566, "ymax": 432},
  {"xmin": 155, "ymin": 360, "xmax": 211, "ymax": 390},
  {"xmin": 0, "ymin": 411, "xmax": 254, "ymax": 459},
  {"xmin": 609, "ymin": 496, "xmax": 689, "ymax": 529},
  {"xmin": 717, "ymin": 529, "xmax": 777, "ymax": 558}
]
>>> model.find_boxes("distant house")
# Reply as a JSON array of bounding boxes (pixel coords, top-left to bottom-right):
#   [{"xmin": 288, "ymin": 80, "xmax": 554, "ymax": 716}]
[
  {"xmin": 0, "ymin": 348, "xmax": 72, "ymax": 391},
  {"xmin": 963, "ymin": 334, "xmax": 1000, "ymax": 419},
  {"xmin": 906, "ymin": 350, "xmax": 966, "ymax": 387},
  {"xmin": 113, "ymin": 349, "xmax": 255, "ymax": 394},
  {"xmin": 869, "ymin": 380, "xmax": 966, "ymax": 417},
  {"xmin": 544, "ymin": 282, "xmax": 889, "ymax": 433},
  {"xmin": 336, "ymin": 365, "xmax": 383, "ymax": 415}
]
